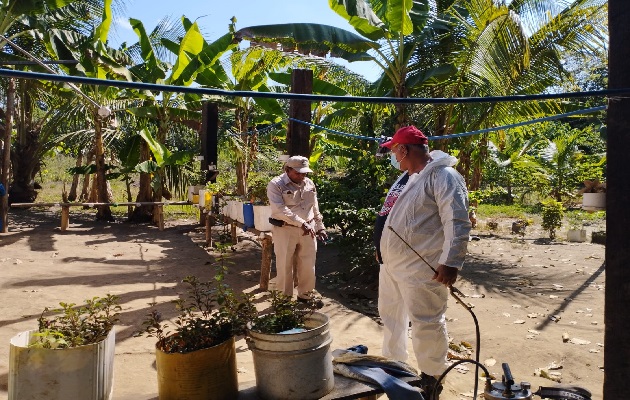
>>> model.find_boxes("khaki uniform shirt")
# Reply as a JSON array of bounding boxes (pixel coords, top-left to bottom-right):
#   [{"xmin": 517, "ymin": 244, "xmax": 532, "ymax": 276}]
[{"xmin": 267, "ymin": 173, "xmax": 325, "ymax": 231}]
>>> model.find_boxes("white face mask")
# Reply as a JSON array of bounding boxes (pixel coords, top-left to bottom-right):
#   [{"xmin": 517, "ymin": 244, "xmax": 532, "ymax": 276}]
[
  {"xmin": 390, "ymin": 152, "xmax": 401, "ymax": 170},
  {"xmin": 390, "ymin": 148, "xmax": 406, "ymax": 170}
]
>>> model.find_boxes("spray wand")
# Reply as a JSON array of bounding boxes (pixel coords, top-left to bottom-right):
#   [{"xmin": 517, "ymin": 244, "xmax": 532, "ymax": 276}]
[{"xmin": 387, "ymin": 225, "xmax": 482, "ymax": 399}]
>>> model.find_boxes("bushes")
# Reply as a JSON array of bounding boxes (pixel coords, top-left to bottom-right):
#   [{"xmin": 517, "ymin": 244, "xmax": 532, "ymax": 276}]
[
  {"xmin": 315, "ymin": 150, "xmax": 392, "ymax": 279},
  {"xmin": 541, "ymin": 199, "xmax": 564, "ymax": 239}
]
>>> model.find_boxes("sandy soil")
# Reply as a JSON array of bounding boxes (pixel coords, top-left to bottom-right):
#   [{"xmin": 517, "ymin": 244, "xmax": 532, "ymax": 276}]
[{"xmin": 0, "ymin": 209, "xmax": 606, "ymax": 400}]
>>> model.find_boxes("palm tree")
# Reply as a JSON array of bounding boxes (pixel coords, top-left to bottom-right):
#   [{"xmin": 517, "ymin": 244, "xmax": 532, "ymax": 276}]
[
  {"xmin": 122, "ymin": 16, "xmax": 235, "ymax": 220},
  {"xmin": 407, "ymin": 0, "xmax": 607, "ymax": 188},
  {"xmin": 0, "ymin": 0, "xmax": 124, "ymax": 203}
]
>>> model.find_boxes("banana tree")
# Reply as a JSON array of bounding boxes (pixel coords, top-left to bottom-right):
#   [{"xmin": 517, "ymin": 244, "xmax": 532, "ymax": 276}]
[
  {"xmin": 235, "ymin": 0, "xmax": 455, "ymax": 126},
  {"xmin": 124, "ymin": 16, "xmax": 236, "ymax": 219},
  {"xmin": 196, "ymin": 45, "xmax": 290, "ymax": 196}
]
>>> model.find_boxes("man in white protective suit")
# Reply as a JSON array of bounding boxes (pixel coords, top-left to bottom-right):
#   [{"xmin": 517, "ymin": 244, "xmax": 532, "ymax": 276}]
[
  {"xmin": 374, "ymin": 125, "xmax": 471, "ymax": 399},
  {"xmin": 267, "ymin": 156, "xmax": 327, "ymax": 308}
]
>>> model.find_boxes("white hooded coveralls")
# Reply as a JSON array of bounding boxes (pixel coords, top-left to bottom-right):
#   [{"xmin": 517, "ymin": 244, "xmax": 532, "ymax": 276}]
[{"xmin": 378, "ymin": 150, "xmax": 470, "ymax": 376}]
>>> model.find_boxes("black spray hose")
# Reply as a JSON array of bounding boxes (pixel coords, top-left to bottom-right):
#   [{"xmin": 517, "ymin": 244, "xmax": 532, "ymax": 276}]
[
  {"xmin": 444, "ymin": 288, "xmax": 481, "ymax": 399},
  {"xmin": 386, "ymin": 226, "xmax": 482, "ymax": 399},
  {"xmin": 430, "ymin": 359, "xmax": 493, "ymax": 400}
]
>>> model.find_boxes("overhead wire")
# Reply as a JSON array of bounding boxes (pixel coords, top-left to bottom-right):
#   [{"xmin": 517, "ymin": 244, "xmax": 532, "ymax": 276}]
[{"xmin": 0, "ymin": 68, "xmax": 624, "ymax": 105}]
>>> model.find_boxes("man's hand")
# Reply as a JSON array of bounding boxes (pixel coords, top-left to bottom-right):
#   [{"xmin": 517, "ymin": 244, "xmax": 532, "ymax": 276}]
[
  {"xmin": 302, "ymin": 222, "xmax": 315, "ymax": 238},
  {"xmin": 432, "ymin": 264, "xmax": 458, "ymax": 286},
  {"xmin": 316, "ymin": 229, "xmax": 328, "ymax": 242}
]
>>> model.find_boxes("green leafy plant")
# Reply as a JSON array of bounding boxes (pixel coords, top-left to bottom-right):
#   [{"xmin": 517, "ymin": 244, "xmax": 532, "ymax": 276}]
[
  {"xmin": 567, "ymin": 211, "xmax": 586, "ymax": 230},
  {"xmin": 541, "ymin": 199, "xmax": 565, "ymax": 239},
  {"xmin": 32, "ymin": 295, "xmax": 121, "ymax": 349},
  {"xmin": 141, "ymin": 246, "xmax": 257, "ymax": 353},
  {"xmin": 247, "ymin": 173, "xmax": 272, "ymax": 205},
  {"xmin": 249, "ymin": 291, "xmax": 316, "ymax": 334}
]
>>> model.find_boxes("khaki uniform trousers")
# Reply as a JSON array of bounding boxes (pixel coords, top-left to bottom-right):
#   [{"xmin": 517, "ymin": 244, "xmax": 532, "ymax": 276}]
[{"xmin": 272, "ymin": 224, "xmax": 317, "ymax": 297}]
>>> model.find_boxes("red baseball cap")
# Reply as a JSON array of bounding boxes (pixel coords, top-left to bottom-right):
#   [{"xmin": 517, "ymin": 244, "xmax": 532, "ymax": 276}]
[{"xmin": 380, "ymin": 125, "xmax": 428, "ymax": 148}]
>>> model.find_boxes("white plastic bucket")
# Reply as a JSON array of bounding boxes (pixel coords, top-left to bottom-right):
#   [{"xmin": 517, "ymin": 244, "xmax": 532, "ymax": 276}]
[
  {"xmin": 567, "ymin": 229, "xmax": 587, "ymax": 242},
  {"xmin": 247, "ymin": 312, "xmax": 334, "ymax": 400},
  {"xmin": 235, "ymin": 201, "xmax": 245, "ymax": 224},
  {"xmin": 9, "ymin": 329, "xmax": 115, "ymax": 400},
  {"xmin": 582, "ymin": 193, "xmax": 605, "ymax": 211},
  {"xmin": 187, "ymin": 185, "xmax": 204, "ymax": 202},
  {"xmin": 226, "ymin": 201, "xmax": 240, "ymax": 221},
  {"xmin": 253, "ymin": 205, "xmax": 273, "ymax": 231},
  {"xmin": 198, "ymin": 189, "xmax": 207, "ymax": 207}
]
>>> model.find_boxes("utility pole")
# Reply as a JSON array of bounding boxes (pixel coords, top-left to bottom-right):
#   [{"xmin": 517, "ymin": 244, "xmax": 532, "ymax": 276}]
[
  {"xmin": 605, "ymin": 0, "xmax": 630, "ymax": 397},
  {"xmin": 287, "ymin": 69, "xmax": 313, "ymax": 157}
]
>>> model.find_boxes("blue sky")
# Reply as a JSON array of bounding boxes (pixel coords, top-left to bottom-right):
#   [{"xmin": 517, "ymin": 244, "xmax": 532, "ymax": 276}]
[{"xmin": 111, "ymin": 0, "xmax": 381, "ymax": 81}]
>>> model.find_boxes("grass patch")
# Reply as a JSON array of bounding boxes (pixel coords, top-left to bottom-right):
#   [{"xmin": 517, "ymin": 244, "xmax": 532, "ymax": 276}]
[
  {"xmin": 476, "ymin": 203, "xmax": 534, "ymax": 219},
  {"xmin": 34, "ymin": 154, "xmax": 200, "ymax": 221}
]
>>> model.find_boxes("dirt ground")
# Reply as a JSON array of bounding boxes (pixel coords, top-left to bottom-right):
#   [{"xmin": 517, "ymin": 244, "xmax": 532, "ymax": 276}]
[{"xmin": 0, "ymin": 209, "xmax": 606, "ymax": 400}]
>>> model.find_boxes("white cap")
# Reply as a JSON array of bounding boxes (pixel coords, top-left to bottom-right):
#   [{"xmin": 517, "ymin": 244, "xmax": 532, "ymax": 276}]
[{"xmin": 285, "ymin": 156, "xmax": 313, "ymax": 173}]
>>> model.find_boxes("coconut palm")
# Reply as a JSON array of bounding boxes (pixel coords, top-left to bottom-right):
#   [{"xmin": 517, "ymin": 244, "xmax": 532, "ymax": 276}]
[
  {"xmin": 407, "ymin": 0, "xmax": 607, "ymax": 188},
  {"xmin": 0, "ymin": 0, "xmax": 126, "ymax": 204}
]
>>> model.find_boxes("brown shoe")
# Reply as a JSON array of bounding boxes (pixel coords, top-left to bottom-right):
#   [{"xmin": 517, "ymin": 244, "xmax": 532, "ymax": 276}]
[
  {"xmin": 297, "ymin": 296, "xmax": 324, "ymax": 309},
  {"xmin": 419, "ymin": 372, "xmax": 443, "ymax": 400}
]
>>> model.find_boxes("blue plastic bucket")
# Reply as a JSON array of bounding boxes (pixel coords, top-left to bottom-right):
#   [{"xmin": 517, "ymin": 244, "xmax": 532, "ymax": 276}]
[{"xmin": 243, "ymin": 203, "xmax": 255, "ymax": 229}]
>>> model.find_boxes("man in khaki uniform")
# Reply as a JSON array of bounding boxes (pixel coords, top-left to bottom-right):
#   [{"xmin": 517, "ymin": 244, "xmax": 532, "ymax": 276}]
[{"xmin": 267, "ymin": 156, "xmax": 327, "ymax": 307}]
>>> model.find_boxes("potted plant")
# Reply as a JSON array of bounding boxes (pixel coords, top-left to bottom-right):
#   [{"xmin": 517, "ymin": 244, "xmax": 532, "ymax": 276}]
[
  {"xmin": 247, "ymin": 292, "xmax": 334, "ymax": 400},
  {"xmin": 140, "ymin": 256, "xmax": 257, "ymax": 400},
  {"xmin": 579, "ymin": 179, "xmax": 606, "ymax": 211},
  {"xmin": 566, "ymin": 212, "xmax": 587, "ymax": 242},
  {"xmin": 187, "ymin": 163, "xmax": 207, "ymax": 203},
  {"xmin": 9, "ymin": 295, "xmax": 120, "ymax": 400},
  {"xmin": 248, "ymin": 174, "xmax": 273, "ymax": 231}
]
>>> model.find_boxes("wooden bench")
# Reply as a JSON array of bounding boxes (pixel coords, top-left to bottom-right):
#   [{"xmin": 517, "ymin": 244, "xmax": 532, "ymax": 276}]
[
  {"xmin": 11, "ymin": 201, "xmax": 192, "ymax": 231},
  {"xmin": 238, "ymin": 374, "xmax": 422, "ymax": 399}
]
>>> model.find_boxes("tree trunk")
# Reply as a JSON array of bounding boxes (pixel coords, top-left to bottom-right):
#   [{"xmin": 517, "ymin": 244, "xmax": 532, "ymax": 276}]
[
  {"xmin": 470, "ymin": 134, "xmax": 488, "ymax": 191},
  {"xmin": 68, "ymin": 152, "xmax": 84, "ymax": 201},
  {"xmin": 131, "ymin": 140, "xmax": 153, "ymax": 222},
  {"xmin": 236, "ymin": 160, "xmax": 248, "ymax": 196},
  {"xmin": 8, "ymin": 136, "xmax": 39, "ymax": 203},
  {"xmin": 93, "ymin": 113, "xmax": 112, "ymax": 221},
  {"xmin": 79, "ymin": 150, "xmax": 94, "ymax": 202}
]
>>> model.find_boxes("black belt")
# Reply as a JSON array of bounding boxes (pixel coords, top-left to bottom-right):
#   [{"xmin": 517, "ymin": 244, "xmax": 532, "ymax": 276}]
[{"xmin": 269, "ymin": 218, "xmax": 314, "ymax": 227}]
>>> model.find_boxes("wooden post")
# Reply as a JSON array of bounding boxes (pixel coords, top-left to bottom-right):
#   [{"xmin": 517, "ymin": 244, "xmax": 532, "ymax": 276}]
[
  {"xmin": 605, "ymin": 0, "xmax": 630, "ymax": 397},
  {"xmin": 231, "ymin": 221, "xmax": 237, "ymax": 245},
  {"xmin": 205, "ymin": 213, "xmax": 215, "ymax": 247},
  {"xmin": 156, "ymin": 205, "xmax": 164, "ymax": 231},
  {"xmin": 60, "ymin": 205, "xmax": 70, "ymax": 232},
  {"xmin": 201, "ymin": 103, "xmax": 219, "ymax": 182},
  {"xmin": 259, "ymin": 233, "xmax": 273, "ymax": 291},
  {"xmin": 199, "ymin": 207, "xmax": 207, "ymax": 226},
  {"xmin": 1, "ymin": 78, "xmax": 15, "ymax": 233},
  {"xmin": 287, "ymin": 69, "xmax": 313, "ymax": 157}
]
